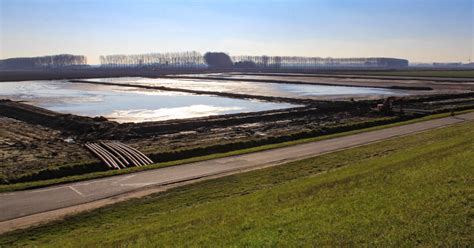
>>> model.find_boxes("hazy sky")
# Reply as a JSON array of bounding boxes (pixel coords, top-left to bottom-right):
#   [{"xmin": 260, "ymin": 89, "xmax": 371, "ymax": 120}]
[{"xmin": 1, "ymin": 0, "xmax": 473, "ymax": 64}]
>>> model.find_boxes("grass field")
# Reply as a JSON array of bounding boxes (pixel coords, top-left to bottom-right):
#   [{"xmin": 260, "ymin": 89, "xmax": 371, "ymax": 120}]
[
  {"xmin": 354, "ymin": 70, "xmax": 474, "ymax": 78},
  {"xmin": 1, "ymin": 120, "xmax": 472, "ymax": 246},
  {"xmin": 2, "ymin": 110, "xmax": 472, "ymax": 193}
]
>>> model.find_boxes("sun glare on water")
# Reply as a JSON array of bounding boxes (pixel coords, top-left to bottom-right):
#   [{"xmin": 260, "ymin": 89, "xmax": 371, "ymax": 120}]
[{"xmin": 107, "ymin": 105, "xmax": 243, "ymax": 123}]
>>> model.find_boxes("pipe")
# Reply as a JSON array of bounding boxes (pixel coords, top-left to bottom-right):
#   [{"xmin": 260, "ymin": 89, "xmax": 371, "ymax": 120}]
[
  {"xmin": 100, "ymin": 141, "xmax": 130, "ymax": 167},
  {"xmin": 106, "ymin": 142, "xmax": 144, "ymax": 167},
  {"xmin": 112, "ymin": 142, "xmax": 150, "ymax": 166},
  {"xmin": 84, "ymin": 143, "xmax": 114, "ymax": 169},
  {"xmin": 89, "ymin": 143, "xmax": 122, "ymax": 169},
  {"xmin": 116, "ymin": 142, "xmax": 154, "ymax": 165}
]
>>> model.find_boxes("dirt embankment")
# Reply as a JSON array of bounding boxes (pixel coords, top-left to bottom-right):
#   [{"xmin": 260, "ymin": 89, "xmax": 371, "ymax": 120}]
[
  {"xmin": 0, "ymin": 97, "xmax": 376, "ymax": 182},
  {"xmin": 0, "ymin": 100, "xmax": 120, "ymax": 139},
  {"xmin": 0, "ymin": 117, "xmax": 94, "ymax": 182},
  {"xmin": 0, "ymin": 98, "xmax": 365, "ymax": 140}
]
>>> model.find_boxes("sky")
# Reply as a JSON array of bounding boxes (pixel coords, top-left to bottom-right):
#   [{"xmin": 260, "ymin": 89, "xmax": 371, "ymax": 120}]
[{"xmin": 0, "ymin": 0, "xmax": 473, "ymax": 64}]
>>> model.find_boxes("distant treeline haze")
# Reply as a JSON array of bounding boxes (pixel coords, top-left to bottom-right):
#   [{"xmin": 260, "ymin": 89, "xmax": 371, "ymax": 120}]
[
  {"xmin": 0, "ymin": 52, "xmax": 409, "ymax": 70},
  {"xmin": 99, "ymin": 51, "xmax": 206, "ymax": 68},
  {"xmin": 100, "ymin": 52, "xmax": 408, "ymax": 69},
  {"xmin": 0, "ymin": 54, "xmax": 87, "ymax": 69}
]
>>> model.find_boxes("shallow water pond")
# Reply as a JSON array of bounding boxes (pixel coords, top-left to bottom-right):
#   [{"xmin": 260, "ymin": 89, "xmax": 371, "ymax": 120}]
[
  {"xmin": 84, "ymin": 77, "xmax": 408, "ymax": 98},
  {"xmin": 0, "ymin": 81, "xmax": 298, "ymax": 123}
]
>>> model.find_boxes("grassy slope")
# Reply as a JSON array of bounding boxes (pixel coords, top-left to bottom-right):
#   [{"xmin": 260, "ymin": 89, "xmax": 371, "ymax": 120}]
[
  {"xmin": 1, "ymin": 120, "xmax": 472, "ymax": 247},
  {"xmin": 352, "ymin": 70, "xmax": 474, "ymax": 78},
  {"xmin": 2, "ymin": 110, "xmax": 472, "ymax": 193}
]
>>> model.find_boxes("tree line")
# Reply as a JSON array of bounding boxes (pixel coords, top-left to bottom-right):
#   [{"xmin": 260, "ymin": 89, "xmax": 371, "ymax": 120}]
[
  {"xmin": 231, "ymin": 55, "xmax": 408, "ymax": 68},
  {"xmin": 99, "ymin": 51, "xmax": 206, "ymax": 68},
  {"xmin": 1, "ymin": 52, "xmax": 407, "ymax": 70},
  {"xmin": 98, "ymin": 51, "xmax": 407, "ymax": 69},
  {"xmin": 0, "ymin": 54, "xmax": 87, "ymax": 69}
]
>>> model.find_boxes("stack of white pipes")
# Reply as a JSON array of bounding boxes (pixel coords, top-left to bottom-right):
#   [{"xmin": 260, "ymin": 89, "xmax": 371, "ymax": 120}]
[{"xmin": 84, "ymin": 142, "xmax": 154, "ymax": 169}]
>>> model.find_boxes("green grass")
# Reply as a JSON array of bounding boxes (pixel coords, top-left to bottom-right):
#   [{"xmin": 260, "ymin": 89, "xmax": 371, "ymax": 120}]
[
  {"xmin": 352, "ymin": 70, "xmax": 474, "ymax": 78},
  {"xmin": 1, "ymin": 119, "xmax": 472, "ymax": 247},
  {"xmin": 1, "ymin": 109, "xmax": 473, "ymax": 193}
]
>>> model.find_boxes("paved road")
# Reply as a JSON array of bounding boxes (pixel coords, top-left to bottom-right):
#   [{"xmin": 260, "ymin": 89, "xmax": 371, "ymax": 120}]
[{"xmin": 1, "ymin": 112, "xmax": 473, "ymax": 223}]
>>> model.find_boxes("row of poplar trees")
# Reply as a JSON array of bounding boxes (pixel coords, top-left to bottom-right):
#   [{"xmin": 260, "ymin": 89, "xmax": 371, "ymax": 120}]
[
  {"xmin": 231, "ymin": 55, "xmax": 390, "ymax": 68},
  {"xmin": 98, "ymin": 52, "xmax": 404, "ymax": 69},
  {"xmin": 99, "ymin": 51, "xmax": 206, "ymax": 68}
]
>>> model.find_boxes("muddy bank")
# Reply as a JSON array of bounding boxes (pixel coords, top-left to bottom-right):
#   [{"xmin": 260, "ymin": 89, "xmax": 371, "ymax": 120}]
[
  {"xmin": 0, "ymin": 97, "xmax": 376, "ymax": 182},
  {"xmin": 0, "ymin": 98, "xmax": 364, "ymax": 139},
  {"xmin": 0, "ymin": 117, "xmax": 95, "ymax": 182},
  {"xmin": 2, "ymin": 91, "xmax": 472, "ymax": 140},
  {"xmin": 0, "ymin": 100, "xmax": 120, "ymax": 139}
]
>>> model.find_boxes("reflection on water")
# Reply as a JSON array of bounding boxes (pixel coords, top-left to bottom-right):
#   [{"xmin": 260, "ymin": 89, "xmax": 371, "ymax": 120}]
[
  {"xmin": 108, "ymin": 105, "xmax": 243, "ymax": 123},
  {"xmin": 0, "ymin": 81, "xmax": 297, "ymax": 123},
  {"xmin": 84, "ymin": 77, "xmax": 408, "ymax": 98},
  {"xmin": 276, "ymin": 84, "xmax": 399, "ymax": 96}
]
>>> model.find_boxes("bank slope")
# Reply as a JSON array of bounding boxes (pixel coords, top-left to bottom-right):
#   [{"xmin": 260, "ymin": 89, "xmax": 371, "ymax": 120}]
[{"xmin": 1, "ymin": 121, "xmax": 473, "ymax": 247}]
